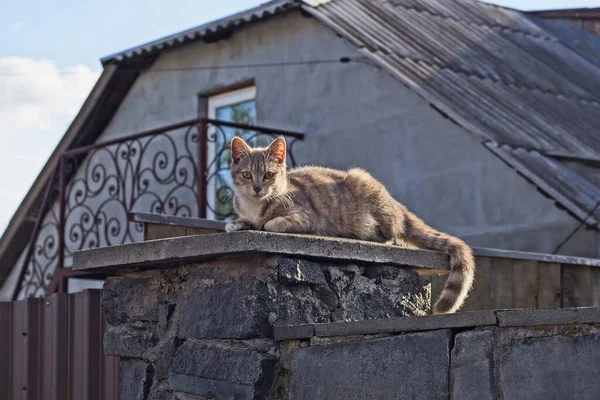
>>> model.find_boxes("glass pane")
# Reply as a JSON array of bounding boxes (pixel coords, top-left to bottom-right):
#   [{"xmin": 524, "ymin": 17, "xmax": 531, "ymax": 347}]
[{"xmin": 213, "ymin": 99, "xmax": 256, "ymax": 220}]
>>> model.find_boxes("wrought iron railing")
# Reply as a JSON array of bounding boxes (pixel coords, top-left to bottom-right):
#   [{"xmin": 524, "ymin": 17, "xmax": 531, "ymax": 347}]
[{"xmin": 14, "ymin": 119, "xmax": 303, "ymax": 299}]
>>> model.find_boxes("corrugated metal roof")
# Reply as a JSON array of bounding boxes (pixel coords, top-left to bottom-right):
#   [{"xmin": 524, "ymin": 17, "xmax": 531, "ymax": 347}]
[
  {"xmin": 101, "ymin": 0, "xmax": 299, "ymax": 65},
  {"xmin": 304, "ymin": 0, "xmax": 600, "ymax": 226},
  {"xmin": 306, "ymin": 0, "xmax": 600, "ymax": 158},
  {"xmin": 529, "ymin": 15, "xmax": 600, "ymax": 67},
  {"xmin": 486, "ymin": 143, "xmax": 600, "ymax": 225}
]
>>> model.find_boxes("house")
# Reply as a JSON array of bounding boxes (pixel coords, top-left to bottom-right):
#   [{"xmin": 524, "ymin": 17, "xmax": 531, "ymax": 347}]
[
  {"xmin": 528, "ymin": 7, "xmax": 600, "ymax": 36},
  {"xmin": 2, "ymin": 0, "xmax": 600, "ymax": 300}
]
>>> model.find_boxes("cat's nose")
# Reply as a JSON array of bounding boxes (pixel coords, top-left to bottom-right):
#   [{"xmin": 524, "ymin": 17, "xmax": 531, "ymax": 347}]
[{"xmin": 253, "ymin": 187, "xmax": 261, "ymax": 194}]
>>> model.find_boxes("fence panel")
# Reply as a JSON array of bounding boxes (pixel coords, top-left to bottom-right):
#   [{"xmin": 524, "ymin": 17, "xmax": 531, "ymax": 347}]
[
  {"xmin": 537, "ymin": 262, "xmax": 561, "ymax": 308},
  {"xmin": 0, "ymin": 301, "xmax": 12, "ymax": 399},
  {"xmin": 0, "ymin": 290, "xmax": 118, "ymax": 400},
  {"xmin": 430, "ymin": 255, "xmax": 600, "ymax": 312}
]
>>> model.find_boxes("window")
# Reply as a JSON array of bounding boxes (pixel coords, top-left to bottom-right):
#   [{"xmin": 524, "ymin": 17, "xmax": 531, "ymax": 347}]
[{"xmin": 206, "ymin": 86, "xmax": 256, "ymax": 220}]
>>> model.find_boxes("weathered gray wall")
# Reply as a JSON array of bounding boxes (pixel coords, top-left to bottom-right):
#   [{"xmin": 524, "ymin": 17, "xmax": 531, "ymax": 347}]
[{"xmin": 97, "ymin": 11, "xmax": 595, "ymax": 256}]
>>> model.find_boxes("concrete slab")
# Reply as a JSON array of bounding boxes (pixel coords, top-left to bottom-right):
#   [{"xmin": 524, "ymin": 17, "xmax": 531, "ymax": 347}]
[
  {"xmin": 313, "ymin": 310, "xmax": 497, "ymax": 337},
  {"xmin": 273, "ymin": 310, "xmax": 497, "ymax": 340},
  {"xmin": 73, "ymin": 231, "xmax": 449, "ymax": 272},
  {"xmin": 497, "ymin": 307, "xmax": 600, "ymax": 327},
  {"xmin": 274, "ymin": 324, "xmax": 314, "ymax": 341}
]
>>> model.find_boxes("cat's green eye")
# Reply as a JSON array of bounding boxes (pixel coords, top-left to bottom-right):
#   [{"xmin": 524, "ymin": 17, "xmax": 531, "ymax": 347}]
[
  {"xmin": 241, "ymin": 172, "xmax": 252, "ymax": 179},
  {"xmin": 264, "ymin": 172, "xmax": 275, "ymax": 180}
]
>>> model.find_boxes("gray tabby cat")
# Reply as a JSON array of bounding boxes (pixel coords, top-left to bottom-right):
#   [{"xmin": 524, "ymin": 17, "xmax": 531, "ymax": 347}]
[{"xmin": 225, "ymin": 136, "xmax": 475, "ymax": 314}]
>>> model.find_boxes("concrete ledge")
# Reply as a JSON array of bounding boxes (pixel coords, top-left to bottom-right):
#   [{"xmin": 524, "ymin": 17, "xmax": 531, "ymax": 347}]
[
  {"xmin": 72, "ymin": 231, "xmax": 449, "ymax": 272},
  {"xmin": 496, "ymin": 307, "xmax": 600, "ymax": 327},
  {"xmin": 473, "ymin": 247, "xmax": 600, "ymax": 267},
  {"xmin": 274, "ymin": 311, "xmax": 496, "ymax": 340},
  {"xmin": 128, "ymin": 212, "xmax": 227, "ymax": 231},
  {"xmin": 131, "ymin": 213, "xmax": 600, "ymax": 267},
  {"xmin": 274, "ymin": 307, "xmax": 600, "ymax": 340},
  {"xmin": 274, "ymin": 324, "xmax": 315, "ymax": 341},
  {"xmin": 314, "ymin": 310, "xmax": 497, "ymax": 337}
]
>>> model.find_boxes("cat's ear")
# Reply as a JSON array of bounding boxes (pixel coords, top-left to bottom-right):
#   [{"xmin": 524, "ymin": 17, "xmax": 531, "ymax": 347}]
[
  {"xmin": 231, "ymin": 137, "xmax": 250, "ymax": 164},
  {"xmin": 268, "ymin": 137, "xmax": 287, "ymax": 164}
]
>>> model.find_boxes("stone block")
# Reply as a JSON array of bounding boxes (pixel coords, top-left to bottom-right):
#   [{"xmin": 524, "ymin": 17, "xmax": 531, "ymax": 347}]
[
  {"xmin": 450, "ymin": 330, "xmax": 493, "ymax": 400},
  {"xmin": 178, "ymin": 280, "xmax": 272, "ymax": 339},
  {"xmin": 179, "ymin": 279, "xmax": 337, "ymax": 339},
  {"xmin": 287, "ymin": 330, "xmax": 450, "ymax": 399},
  {"xmin": 169, "ymin": 341, "xmax": 276, "ymax": 399},
  {"xmin": 362, "ymin": 265, "xmax": 401, "ymax": 281},
  {"xmin": 102, "ymin": 276, "xmax": 163, "ymax": 325},
  {"xmin": 274, "ymin": 285, "xmax": 332, "ymax": 326},
  {"xmin": 324, "ymin": 266, "xmax": 429, "ymax": 320},
  {"xmin": 148, "ymin": 388, "xmax": 210, "ymax": 400},
  {"xmin": 169, "ymin": 374, "xmax": 254, "ymax": 399},
  {"xmin": 152, "ymin": 336, "xmax": 180, "ymax": 381},
  {"xmin": 120, "ymin": 359, "xmax": 154, "ymax": 400},
  {"xmin": 498, "ymin": 333, "xmax": 600, "ymax": 399},
  {"xmin": 158, "ymin": 301, "xmax": 176, "ymax": 333},
  {"xmin": 104, "ymin": 322, "xmax": 157, "ymax": 358},
  {"xmin": 278, "ymin": 258, "xmax": 327, "ymax": 286}
]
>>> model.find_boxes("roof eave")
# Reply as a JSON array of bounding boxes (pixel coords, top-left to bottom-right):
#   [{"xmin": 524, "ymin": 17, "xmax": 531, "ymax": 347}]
[{"xmin": 101, "ymin": 0, "xmax": 300, "ymax": 66}]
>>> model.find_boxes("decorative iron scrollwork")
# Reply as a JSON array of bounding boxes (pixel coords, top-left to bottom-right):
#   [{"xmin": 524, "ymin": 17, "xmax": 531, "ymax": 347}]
[{"xmin": 16, "ymin": 119, "xmax": 302, "ymax": 298}]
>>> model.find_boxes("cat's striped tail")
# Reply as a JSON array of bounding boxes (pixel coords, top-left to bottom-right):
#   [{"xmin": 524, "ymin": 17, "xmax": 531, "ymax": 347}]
[{"xmin": 403, "ymin": 212, "xmax": 475, "ymax": 314}]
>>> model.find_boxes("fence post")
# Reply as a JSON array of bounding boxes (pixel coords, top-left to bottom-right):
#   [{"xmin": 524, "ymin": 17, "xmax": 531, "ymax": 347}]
[{"xmin": 198, "ymin": 119, "xmax": 208, "ymax": 219}]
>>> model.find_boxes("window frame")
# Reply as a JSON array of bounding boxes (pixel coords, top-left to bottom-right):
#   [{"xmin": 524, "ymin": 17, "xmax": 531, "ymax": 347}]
[{"xmin": 205, "ymin": 86, "xmax": 257, "ymax": 220}]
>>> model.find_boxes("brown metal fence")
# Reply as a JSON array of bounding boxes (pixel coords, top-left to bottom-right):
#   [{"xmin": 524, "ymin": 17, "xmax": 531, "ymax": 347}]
[{"xmin": 0, "ymin": 289, "xmax": 118, "ymax": 400}]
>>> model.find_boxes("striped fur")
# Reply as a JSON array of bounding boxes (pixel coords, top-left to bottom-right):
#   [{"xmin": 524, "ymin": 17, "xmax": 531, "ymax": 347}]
[{"xmin": 226, "ymin": 137, "xmax": 475, "ymax": 314}]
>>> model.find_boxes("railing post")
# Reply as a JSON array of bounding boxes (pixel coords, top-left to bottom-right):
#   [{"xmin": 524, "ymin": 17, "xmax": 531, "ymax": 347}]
[
  {"xmin": 198, "ymin": 119, "xmax": 208, "ymax": 219},
  {"xmin": 12, "ymin": 167, "xmax": 59, "ymax": 300},
  {"xmin": 53, "ymin": 156, "xmax": 66, "ymax": 294}
]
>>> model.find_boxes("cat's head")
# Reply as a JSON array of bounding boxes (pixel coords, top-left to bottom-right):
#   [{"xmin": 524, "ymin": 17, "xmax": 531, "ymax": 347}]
[{"xmin": 229, "ymin": 136, "xmax": 288, "ymax": 199}]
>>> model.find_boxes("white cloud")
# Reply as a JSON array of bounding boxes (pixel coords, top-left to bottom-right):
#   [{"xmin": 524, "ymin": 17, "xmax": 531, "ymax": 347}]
[{"xmin": 0, "ymin": 57, "xmax": 100, "ymax": 233}]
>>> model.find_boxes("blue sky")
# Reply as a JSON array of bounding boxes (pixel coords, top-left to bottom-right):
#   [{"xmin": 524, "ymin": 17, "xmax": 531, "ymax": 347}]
[{"xmin": 0, "ymin": 0, "xmax": 599, "ymax": 232}]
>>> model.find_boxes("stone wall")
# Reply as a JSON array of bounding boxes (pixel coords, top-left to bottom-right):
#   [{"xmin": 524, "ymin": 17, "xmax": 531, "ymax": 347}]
[
  {"xmin": 282, "ymin": 309, "xmax": 600, "ymax": 400},
  {"xmin": 99, "ymin": 254, "xmax": 429, "ymax": 399},
  {"xmin": 76, "ymin": 232, "xmax": 600, "ymax": 399},
  {"xmin": 102, "ymin": 254, "xmax": 600, "ymax": 400}
]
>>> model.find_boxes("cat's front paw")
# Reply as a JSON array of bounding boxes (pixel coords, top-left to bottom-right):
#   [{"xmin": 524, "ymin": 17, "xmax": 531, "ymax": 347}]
[{"xmin": 225, "ymin": 221, "xmax": 248, "ymax": 233}]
